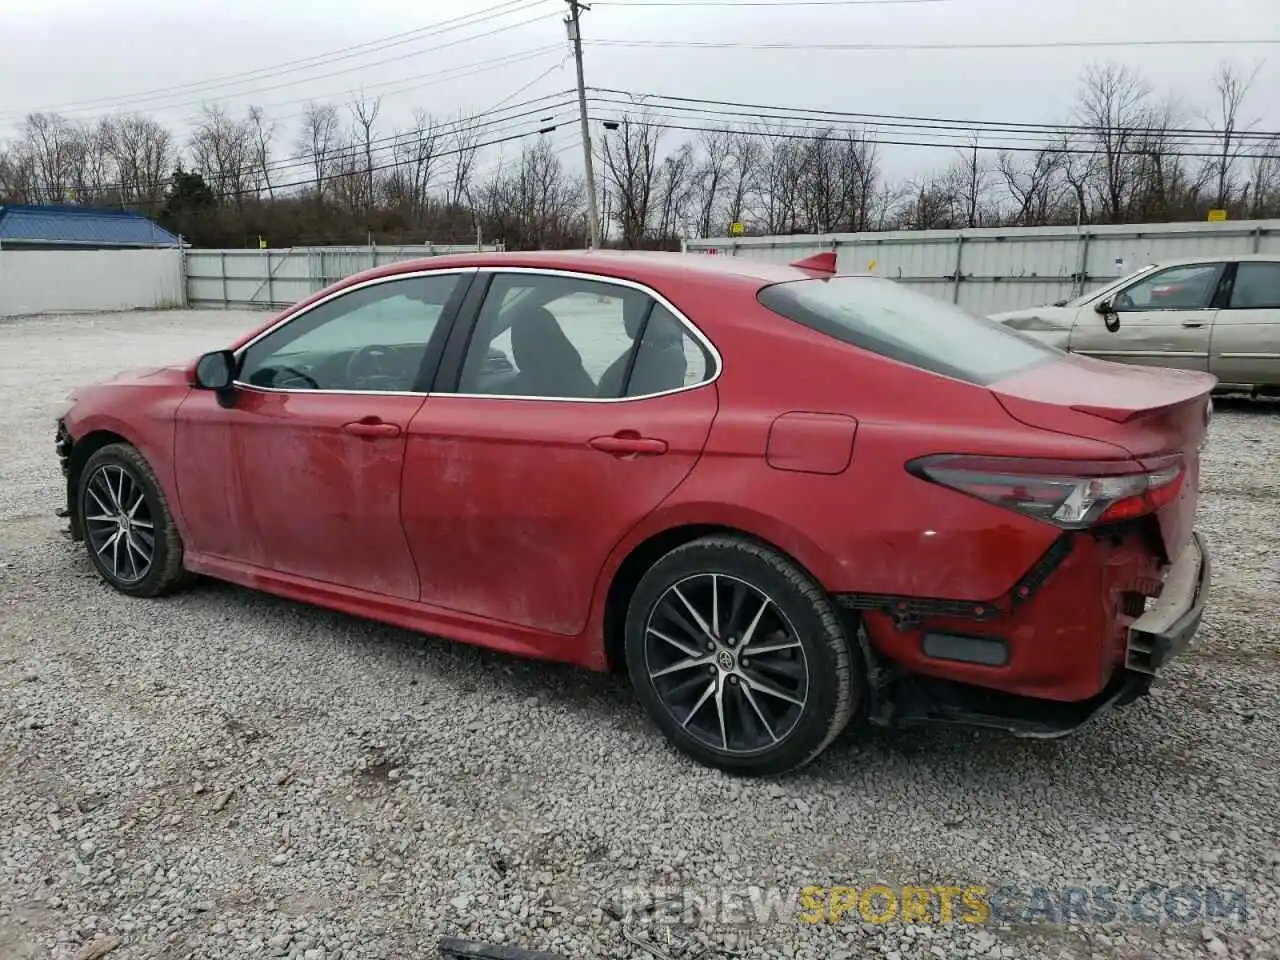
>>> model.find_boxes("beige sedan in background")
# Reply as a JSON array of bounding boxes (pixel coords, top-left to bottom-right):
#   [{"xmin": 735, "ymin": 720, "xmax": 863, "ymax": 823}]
[{"xmin": 990, "ymin": 254, "xmax": 1280, "ymax": 394}]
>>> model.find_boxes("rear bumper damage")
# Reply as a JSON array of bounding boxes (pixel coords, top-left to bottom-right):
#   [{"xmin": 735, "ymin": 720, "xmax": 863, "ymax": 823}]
[
  {"xmin": 845, "ymin": 531, "xmax": 1211, "ymax": 739},
  {"xmin": 1125, "ymin": 531, "xmax": 1210, "ymax": 674}
]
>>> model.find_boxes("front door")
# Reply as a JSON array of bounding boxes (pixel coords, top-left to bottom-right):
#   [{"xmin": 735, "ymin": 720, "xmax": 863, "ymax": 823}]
[
  {"xmin": 401, "ymin": 270, "xmax": 720, "ymax": 636},
  {"xmin": 1069, "ymin": 261, "xmax": 1225, "ymax": 372},
  {"xmin": 173, "ymin": 269, "xmax": 472, "ymax": 600}
]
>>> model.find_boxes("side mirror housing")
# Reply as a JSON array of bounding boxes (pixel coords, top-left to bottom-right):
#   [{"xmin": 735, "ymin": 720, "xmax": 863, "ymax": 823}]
[
  {"xmin": 1094, "ymin": 299, "xmax": 1113, "ymax": 315},
  {"xmin": 192, "ymin": 350, "xmax": 239, "ymax": 406}
]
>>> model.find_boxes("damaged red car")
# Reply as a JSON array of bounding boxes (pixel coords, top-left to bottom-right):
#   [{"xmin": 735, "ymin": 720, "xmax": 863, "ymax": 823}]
[{"xmin": 55, "ymin": 250, "xmax": 1212, "ymax": 775}]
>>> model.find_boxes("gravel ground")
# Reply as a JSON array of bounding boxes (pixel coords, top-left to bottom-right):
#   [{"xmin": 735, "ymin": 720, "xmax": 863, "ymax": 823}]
[{"xmin": 1, "ymin": 308, "xmax": 1279, "ymax": 960}]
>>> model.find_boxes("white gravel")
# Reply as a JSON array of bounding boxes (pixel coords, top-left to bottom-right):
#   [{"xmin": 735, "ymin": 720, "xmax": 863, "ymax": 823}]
[{"xmin": 1, "ymin": 308, "xmax": 1279, "ymax": 960}]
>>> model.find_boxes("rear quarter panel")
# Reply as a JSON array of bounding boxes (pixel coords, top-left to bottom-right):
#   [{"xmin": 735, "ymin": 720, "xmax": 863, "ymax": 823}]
[{"xmin": 626, "ymin": 294, "xmax": 1126, "ymax": 603}]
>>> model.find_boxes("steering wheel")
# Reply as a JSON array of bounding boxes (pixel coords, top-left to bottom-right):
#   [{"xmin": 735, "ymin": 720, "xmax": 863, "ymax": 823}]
[
  {"xmin": 344, "ymin": 344, "xmax": 399, "ymax": 388},
  {"xmin": 269, "ymin": 366, "xmax": 320, "ymax": 389}
]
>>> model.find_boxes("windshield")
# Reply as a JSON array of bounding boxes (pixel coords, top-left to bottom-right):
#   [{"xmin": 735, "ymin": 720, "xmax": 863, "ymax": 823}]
[
  {"xmin": 1061, "ymin": 264, "xmax": 1160, "ymax": 308},
  {"xmin": 757, "ymin": 276, "xmax": 1062, "ymax": 386}
]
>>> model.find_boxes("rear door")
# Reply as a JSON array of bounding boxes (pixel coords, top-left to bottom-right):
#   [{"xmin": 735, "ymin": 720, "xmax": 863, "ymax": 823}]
[
  {"xmin": 399, "ymin": 269, "xmax": 720, "ymax": 637},
  {"xmin": 1068, "ymin": 261, "xmax": 1225, "ymax": 371},
  {"xmin": 1209, "ymin": 260, "xmax": 1280, "ymax": 388}
]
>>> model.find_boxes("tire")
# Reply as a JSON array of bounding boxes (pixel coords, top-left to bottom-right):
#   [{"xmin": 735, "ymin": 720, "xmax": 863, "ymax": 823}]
[
  {"xmin": 77, "ymin": 442, "xmax": 192, "ymax": 598},
  {"xmin": 624, "ymin": 534, "xmax": 860, "ymax": 776}
]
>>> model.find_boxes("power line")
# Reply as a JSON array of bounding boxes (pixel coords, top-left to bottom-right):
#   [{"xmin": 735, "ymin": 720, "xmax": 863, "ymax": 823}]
[
  {"xmin": 171, "ymin": 46, "xmax": 567, "ymax": 134},
  {"xmin": 586, "ymin": 90, "xmax": 1280, "ymax": 145},
  {"xmin": 590, "ymin": 87, "xmax": 1280, "ymax": 142},
  {"xmin": 585, "ymin": 110, "xmax": 1280, "ymax": 161},
  {"xmin": 594, "ymin": 0, "xmax": 948, "ymax": 5},
  {"xmin": 1, "ymin": 5, "xmax": 562, "ymax": 124},
  {"xmin": 2, "ymin": 0, "xmax": 555, "ymax": 121},
  {"xmin": 585, "ymin": 36, "xmax": 1280, "ymax": 51}
]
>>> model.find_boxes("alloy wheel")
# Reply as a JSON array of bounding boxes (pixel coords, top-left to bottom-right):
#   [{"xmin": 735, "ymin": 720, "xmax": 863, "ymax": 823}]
[
  {"xmin": 643, "ymin": 573, "xmax": 810, "ymax": 756},
  {"xmin": 83, "ymin": 463, "xmax": 156, "ymax": 585}
]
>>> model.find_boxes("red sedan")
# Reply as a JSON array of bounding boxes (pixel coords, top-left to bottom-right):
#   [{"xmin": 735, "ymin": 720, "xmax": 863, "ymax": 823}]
[{"xmin": 55, "ymin": 250, "xmax": 1212, "ymax": 775}]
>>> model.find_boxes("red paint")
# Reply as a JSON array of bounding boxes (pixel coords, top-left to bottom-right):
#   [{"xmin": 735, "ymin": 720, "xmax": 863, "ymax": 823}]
[
  {"xmin": 61, "ymin": 249, "xmax": 1213, "ymax": 707},
  {"xmin": 765, "ymin": 412, "xmax": 858, "ymax": 475},
  {"xmin": 789, "ymin": 251, "xmax": 838, "ymax": 274}
]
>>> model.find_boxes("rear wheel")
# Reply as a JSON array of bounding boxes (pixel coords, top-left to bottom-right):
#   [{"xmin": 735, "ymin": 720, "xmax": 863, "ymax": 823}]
[
  {"xmin": 624, "ymin": 535, "xmax": 860, "ymax": 776},
  {"xmin": 78, "ymin": 443, "xmax": 192, "ymax": 598}
]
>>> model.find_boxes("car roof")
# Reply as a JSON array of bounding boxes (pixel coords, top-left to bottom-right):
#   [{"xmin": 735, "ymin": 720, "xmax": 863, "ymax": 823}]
[
  {"xmin": 1144, "ymin": 253, "xmax": 1280, "ymax": 268},
  {"xmin": 358, "ymin": 248, "xmax": 832, "ymax": 290}
]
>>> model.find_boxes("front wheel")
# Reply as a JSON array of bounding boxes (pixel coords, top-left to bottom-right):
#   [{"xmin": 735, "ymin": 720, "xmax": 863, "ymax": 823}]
[
  {"xmin": 624, "ymin": 535, "xmax": 861, "ymax": 776},
  {"xmin": 77, "ymin": 443, "xmax": 192, "ymax": 598}
]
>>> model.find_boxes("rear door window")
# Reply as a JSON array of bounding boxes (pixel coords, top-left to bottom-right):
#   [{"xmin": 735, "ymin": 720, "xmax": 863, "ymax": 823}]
[
  {"xmin": 757, "ymin": 276, "xmax": 1061, "ymax": 385},
  {"xmin": 1228, "ymin": 262, "xmax": 1280, "ymax": 309}
]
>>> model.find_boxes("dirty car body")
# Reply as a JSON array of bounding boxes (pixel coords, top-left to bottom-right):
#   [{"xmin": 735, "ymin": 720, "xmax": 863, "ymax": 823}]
[
  {"xmin": 56, "ymin": 250, "xmax": 1214, "ymax": 775},
  {"xmin": 990, "ymin": 254, "xmax": 1280, "ymax": 396}
]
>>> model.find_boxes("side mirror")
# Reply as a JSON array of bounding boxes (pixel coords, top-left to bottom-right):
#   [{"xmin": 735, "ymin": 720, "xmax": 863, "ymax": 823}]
[
  {"xmin": 1095, "ymin": 298, "xmax": 1121, "ymax": 332},
  {"xmin": 193, "ymin": 350, "xmax": 239, "ymax": 406}
]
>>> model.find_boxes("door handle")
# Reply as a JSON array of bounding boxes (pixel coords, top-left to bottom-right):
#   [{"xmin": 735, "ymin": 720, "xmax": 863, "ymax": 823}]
[
  {"xmin": 342, "ymin": 419, "xmax": 401, "ymax": 438},
  {"xmin": 1182, "ymin": 321, "xmax": 1205, "ymax": 328},
  {"xmin": 589, "ymin": 433, "xmax": 669, "ymax": 456}
]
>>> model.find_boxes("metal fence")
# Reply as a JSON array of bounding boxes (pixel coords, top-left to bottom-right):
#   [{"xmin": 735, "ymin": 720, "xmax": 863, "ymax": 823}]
[
  {"xmin": 184, "ymin": 243, "xmax": 504, "ymax": 309},
  {"xmin": 684, "ymin": 220, "xmax": 1280, "ymax": 316}
]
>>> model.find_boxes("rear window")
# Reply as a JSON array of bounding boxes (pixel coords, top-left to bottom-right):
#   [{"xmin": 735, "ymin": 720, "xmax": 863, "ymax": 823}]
[{"xmin": 757, "ymin": 276, "xmax": 1061, "ymax": 385}]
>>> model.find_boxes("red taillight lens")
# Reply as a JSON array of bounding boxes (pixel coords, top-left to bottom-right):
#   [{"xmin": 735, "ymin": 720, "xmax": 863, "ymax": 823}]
[{"xmin": 908, "ymin": 455, "xmax": 1184, "ymax": 529}]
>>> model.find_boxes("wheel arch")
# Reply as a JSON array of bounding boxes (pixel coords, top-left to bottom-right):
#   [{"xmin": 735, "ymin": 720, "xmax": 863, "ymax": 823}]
[
  {"xmin": 65, "ymin": 428, "xmax": 133, "ymax": 539},
  {"xmin": 601, "ymin": 518, "xmax": 841, "ymax": 675}
]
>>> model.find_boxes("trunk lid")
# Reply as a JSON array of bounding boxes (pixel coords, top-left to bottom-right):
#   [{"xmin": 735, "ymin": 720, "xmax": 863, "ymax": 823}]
[{"xmin": 990, "ymin": 354, "xmax": 1214, "ymax": 558}]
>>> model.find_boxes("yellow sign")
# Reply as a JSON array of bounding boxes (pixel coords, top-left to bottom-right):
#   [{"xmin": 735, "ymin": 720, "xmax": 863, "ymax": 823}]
[
  {"xmin": 867, "ymin": 259, "xmax": 878, "ymax": 272},
  {"xmin": 1208, "ymin": 209, "xmax": 1228, "ymax": 222},
  {"xmin": 259, "ymin": 236, "xmax": 268, "ymax": 249},
  {"xmin": 730, "ymin": 222, "xmax": 746, "ymax": 236}
]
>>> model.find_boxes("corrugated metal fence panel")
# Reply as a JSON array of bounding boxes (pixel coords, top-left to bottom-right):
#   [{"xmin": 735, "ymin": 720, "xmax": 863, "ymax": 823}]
[
  {"xmin": 687, "ymin": 219, "xmax": 1280, "ymax": 314},
  {"xmin": 185, "ymin": 244, "xmax": 502, "ymax": 308},
  {"xmin": 0, "ymin": 249, "xmax": 184, "ymax": 317}
]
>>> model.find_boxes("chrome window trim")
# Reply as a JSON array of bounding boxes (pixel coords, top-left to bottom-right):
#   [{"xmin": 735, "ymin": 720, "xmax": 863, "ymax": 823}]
[
  {"xmin": 432, "ymin": 265, "xmax": 724, "ymax": 404},
  {"xmin": 229, "ymin": 266, "xmax": 480, "ymax": 397},
  {"xmin": 225, "ymin": 264, "xmax": 725, "ymax": 403}
]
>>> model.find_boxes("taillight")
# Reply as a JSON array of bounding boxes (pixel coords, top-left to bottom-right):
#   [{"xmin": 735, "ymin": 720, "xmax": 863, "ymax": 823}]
[{"xmin": 907, "ymin": 454, "xmax": 1184, "ymax": 529}]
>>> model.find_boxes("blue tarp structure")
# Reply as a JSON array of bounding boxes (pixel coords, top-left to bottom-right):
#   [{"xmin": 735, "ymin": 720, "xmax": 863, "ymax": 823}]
[{"xmin": 0, "ymin": 204, "xmax": 182, "ymax": 248}]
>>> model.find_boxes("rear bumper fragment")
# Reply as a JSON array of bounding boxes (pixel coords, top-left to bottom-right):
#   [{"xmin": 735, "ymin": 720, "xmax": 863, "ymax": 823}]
[{"xmin": 1125, "ymin": 531, "xmax": 1210, "ymax": 674}]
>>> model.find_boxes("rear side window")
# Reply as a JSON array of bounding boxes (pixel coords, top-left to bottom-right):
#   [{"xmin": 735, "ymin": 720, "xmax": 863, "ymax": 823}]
[
  {"xmin": 1229, "ymin": 262, "xmax": 1280, "ymax": 309},
  {"xmin": 757, "ymin": 276, "xmax": 1061, "ymax": 386}
]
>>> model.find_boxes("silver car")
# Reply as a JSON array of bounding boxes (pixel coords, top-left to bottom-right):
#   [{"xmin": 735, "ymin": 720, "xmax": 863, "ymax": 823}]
[{"xmin": 990, "ymin": 254, "xmax": 1280, "ymax": 394}]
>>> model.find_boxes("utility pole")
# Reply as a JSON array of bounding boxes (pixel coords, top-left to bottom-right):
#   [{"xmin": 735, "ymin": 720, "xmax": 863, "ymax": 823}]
[{"xmin": 565, "ymin": 0, "xmax": 602, "ymax": 249}]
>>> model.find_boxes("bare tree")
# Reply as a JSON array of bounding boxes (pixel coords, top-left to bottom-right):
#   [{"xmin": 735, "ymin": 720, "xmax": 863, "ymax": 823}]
[
  {"xmin": 1203, "ymin": 61, "xmax": 1263, "ymax": 210},
  {"xmin": 20, "ymin": 112, "xmax": 78, "ymax": 203},
  {"xmin": 998, "ymin": 146, "xmax": 1065, "ymax": 226},
  {"xmin": 948, "ymin": 138, "xmax": 990, "ymax": 228},
  {"xmin": 297, "ymin": 101, "xmax": 341, "ymax": 198},
  {"xmin": 692, "ymin": 128, "xmax": 732, "ymax": 238},
  {"xmin": 753, "ymin": 129, "xmax": 806, "ymax": 234},
  {"xmin": 350, "ymin": 95, "xmax": 382, "ymax": 213},
  {"xmin": 1076, "ymin": 63, "xmax": 1152, "ymax": 222},
  {"xmin": 101, "ymin": 114, "xmax": 174, "ymax": 206},
  {"xmin": 246, "ymin": 106, "xmax": 277, "ymax": 199},
  {"xmin": 188, "ymin": 104, "xmax": 254, "ymax": 204},
  {"xmin": 387, "ymin": 108, "xmax": 439, "ymax": 218},
  {"xmin": 446, "ymin": 111, "xmax": 482, "ymax": 209},
  {"xmin": 653, "ymin": 141, "xmax": 697, "ymax": 243},
  {"xmin": 724, "ymin": 131, "xmax": 763, "ymax": 231},
  {"xmin": 599, "ymin": 113, "xmax": 663, "ymax": 247}
]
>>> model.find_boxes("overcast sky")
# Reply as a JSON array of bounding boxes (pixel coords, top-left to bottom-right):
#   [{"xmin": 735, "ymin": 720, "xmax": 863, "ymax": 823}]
[{"xmin": 1, "ymin": 0, "xmax": 1276, "ymax": 183}]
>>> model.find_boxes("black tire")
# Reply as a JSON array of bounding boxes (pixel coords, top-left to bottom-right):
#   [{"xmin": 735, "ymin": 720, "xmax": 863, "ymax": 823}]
[
  {"xmin": 77, "ymin": 442, "xmax": 193, "ymax": 598},
  {"xmin": 624, "ymin": 534, "xmax": 860, "ymax": 776}
]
